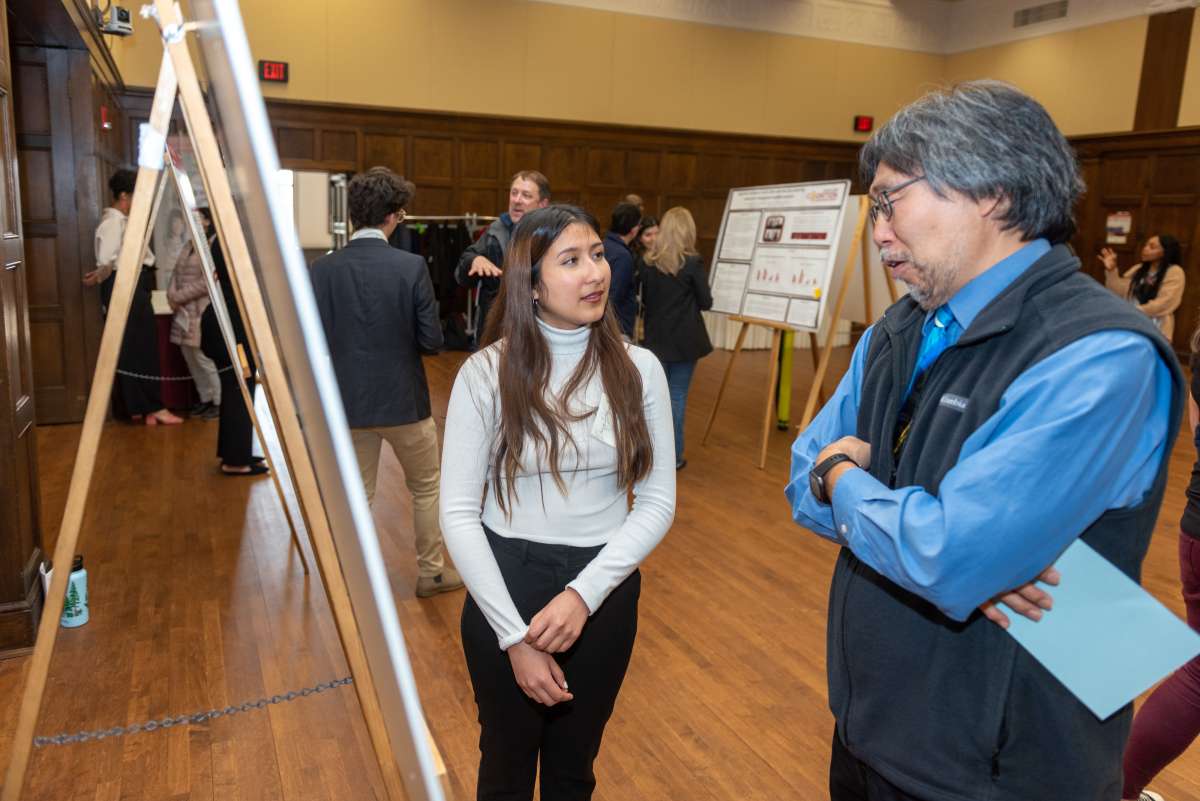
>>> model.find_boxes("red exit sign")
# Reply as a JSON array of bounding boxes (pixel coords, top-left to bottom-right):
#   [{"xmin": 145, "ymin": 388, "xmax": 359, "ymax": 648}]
[{"xmin": 258, "ymin": 60, "xmax": 289, "ymax": 83}]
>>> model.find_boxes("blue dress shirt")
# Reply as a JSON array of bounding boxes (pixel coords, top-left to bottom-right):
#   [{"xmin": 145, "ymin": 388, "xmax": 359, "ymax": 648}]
[{"xmin": 785, "ymin": 239, "xmax": 1174, "ymax": 621}]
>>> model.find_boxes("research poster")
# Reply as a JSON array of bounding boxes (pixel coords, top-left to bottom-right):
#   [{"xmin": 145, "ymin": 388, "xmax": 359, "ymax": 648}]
[{"xmin": 708, "ymin": 180, "xmax": 852, "ymax": 332}]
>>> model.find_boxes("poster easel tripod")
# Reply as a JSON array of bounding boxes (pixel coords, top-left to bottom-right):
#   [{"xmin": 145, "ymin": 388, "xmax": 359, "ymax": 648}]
[
  {"xmin": 3, "ymin": 2, "xmax": 448, "ymax": 799},
  {"xmin": 701, "ymin": 197, "xmax": 898, "ymax": 468}
]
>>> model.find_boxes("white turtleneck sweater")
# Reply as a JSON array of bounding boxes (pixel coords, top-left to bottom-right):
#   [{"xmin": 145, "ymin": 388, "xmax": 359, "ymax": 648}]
[{"xmin": 440, "ymin": 319, "xmax": 676, "ymax": 649}]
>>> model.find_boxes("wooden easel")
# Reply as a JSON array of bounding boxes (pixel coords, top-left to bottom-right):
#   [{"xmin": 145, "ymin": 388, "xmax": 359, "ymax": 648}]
[
  {"xmin": 701, "ymin": 197, "xmax": 896, "ymax": 468},
  {"xmin": 2, "ymin": 4, "xmax": 445, "ymax": 799}
]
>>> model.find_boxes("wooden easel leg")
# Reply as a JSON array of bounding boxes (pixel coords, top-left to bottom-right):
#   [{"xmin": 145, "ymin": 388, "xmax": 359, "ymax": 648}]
[
  {"xmin": 759, "ymin": 329, "xmax": 783, "ymax": 470},
  {"xmin": 702, "ymin": 321, "xmax": 748, "ymax": 446},
  {"xmin": 799, "ymin": 197, "xmax": 869, "ymax": 431},
  {"xmin": 156, "ymin": 3, "xmax": 407, "ymax": 797},
  {"xmin": 861, "ymin": 223, "xmax": 874, "ymax": 324},
  {"xmin": 240, "ymin": 368, "xmax": 310, "ymax": 574},
  {"xmin": 1, "ymin": 55, "xmax": 179, "ymax": 801}
]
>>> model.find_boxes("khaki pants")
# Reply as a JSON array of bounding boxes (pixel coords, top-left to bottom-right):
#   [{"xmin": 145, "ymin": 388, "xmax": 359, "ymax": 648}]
[{"xmin": 350, "ymin": 416, "xmax": 444, "ymax": 578}]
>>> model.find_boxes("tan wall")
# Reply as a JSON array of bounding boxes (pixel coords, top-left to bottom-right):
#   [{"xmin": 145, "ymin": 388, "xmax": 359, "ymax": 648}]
[
  {"xmin": 1178, "ymin": 14, "xmax": 1200, "ymax": 127},
  {"xmin": 113, "ymin": 6, "xmax": 1183, "ymax": 140},
  {"xmin": 112, "ymin": 0, "xmax": 943, "ymax": 142},
  {"xmin": 944, "ymin": 16, "xmax": 1148, "ymax": 137}
]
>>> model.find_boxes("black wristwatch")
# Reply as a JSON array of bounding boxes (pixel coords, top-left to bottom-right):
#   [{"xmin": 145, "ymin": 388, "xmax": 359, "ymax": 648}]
[{"xmin": 809, "ymin": 453, "xmax": 858, "ymax": 505}]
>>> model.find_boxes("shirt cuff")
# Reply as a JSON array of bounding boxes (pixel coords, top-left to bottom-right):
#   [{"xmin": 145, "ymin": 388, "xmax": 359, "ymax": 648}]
[
  {"xmin": 498, "ymin": 627, "xmax": 529, "ymax": 651},
  {"xmin": 565, "ymin": 578, "xmax": 601, "ymax": 615},
  {"xmin": 829, "ymin": 467, "xmax": 880, "ymax": 541}
]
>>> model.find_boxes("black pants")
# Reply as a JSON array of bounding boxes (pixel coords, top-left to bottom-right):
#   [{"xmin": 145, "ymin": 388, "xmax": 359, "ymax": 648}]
[
  {"xmin": 461, "ymin": 527, "xmax": 640, "ymax": 801},
  {"xmin": 830, "ymin": 729, "xmax": 928, "ymax": 801},
  {"xmin": 199, "ymin": 305, "xmax": 256, "ymax": 466},
  {"xmin": 100, "ymin": 268, "xmax": 164, "ymax": 417}
]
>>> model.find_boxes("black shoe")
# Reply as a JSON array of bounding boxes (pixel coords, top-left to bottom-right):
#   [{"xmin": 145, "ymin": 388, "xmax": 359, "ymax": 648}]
[
  {"xmin": 201, "ymin": 404, "xmax": 220, "ymax": 420},
  {"xmin": 190, "ymin": 401, "xmax": 212, "ymax": 416},
  {"xmin": 676, "ymin": 458, "xmax": 687, "ymax": 471}
]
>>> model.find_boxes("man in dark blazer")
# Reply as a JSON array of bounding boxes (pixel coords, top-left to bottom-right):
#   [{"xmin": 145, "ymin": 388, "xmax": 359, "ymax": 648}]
[{"xmin": 311, "ymin": 167, "xmax": 463, "ymax": 598}]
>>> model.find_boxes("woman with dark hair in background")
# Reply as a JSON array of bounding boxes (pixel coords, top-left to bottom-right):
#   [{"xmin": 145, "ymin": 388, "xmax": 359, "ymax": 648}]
[
  {"xmin": 1101, "ymin": 234, "xmax": 1186, "ymax": 340},
  {"xmin": 196, "ymin": 207, "xmax": 265, "ymax": 476},
  {"xmin": 637, "ymin": 206, "xmax": 712, "ymax": 470},
  {"xmin": 633, "ymin": 214, "xmax": 658, "ymax": 259},
  {"xmin": 440, "ymin": 205, "xmax": 675, "ymax": 800}
]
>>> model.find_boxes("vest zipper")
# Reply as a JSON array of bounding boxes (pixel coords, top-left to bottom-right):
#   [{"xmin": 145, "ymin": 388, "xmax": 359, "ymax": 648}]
[{"xmin": 840, "ymin": 555, "xmax": 860, "ymax": 743}]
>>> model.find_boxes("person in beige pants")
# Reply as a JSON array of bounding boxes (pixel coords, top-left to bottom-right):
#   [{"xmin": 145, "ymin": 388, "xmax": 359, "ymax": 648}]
[
  {"xmin": 311, "ymin": 167, "xmax": 463, "ymax": 598},
  {"xmin": 351, "ymin": 418, "xmax": 446, "ymax": 586}
]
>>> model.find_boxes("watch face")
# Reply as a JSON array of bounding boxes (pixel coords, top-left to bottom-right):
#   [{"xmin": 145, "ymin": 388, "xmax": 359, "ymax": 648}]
[{"xmin": 809, "ymin": 469, "xmax": 824, "ymax": 503}]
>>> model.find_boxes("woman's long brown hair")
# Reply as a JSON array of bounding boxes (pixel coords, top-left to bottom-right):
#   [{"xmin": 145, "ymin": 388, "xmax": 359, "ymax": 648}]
[{"xmin": 481, "ymin": 205, "xmax": 653, "ymax": 515}]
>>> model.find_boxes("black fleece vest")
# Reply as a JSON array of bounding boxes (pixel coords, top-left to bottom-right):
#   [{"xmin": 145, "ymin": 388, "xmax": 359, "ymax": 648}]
[{"xmin": 828, "ymin": 244, "xmax": 1184, "ymax": 801}]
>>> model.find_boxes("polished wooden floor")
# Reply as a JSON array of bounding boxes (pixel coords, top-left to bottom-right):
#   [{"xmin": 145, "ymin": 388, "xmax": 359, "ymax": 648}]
[{"xmin": 3, "ymin": 344, "xmax": 1200, "ymax": 801}]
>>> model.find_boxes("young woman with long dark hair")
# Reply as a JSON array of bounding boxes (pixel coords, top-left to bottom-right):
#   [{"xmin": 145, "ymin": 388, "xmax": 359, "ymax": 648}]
[
  {"xmin": 440, "ymin": 205, "xmax": 675, "ymax": 800},
  {"xmin": 1101, "ymin": 234, "xmax": 1186, "ymax": 340}
]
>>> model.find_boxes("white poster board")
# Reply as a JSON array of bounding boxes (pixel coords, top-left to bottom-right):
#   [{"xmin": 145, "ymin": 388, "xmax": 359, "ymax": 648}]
[{"xmin": 708, "ymin": 181, "xmax": 852, "ymax": 332}]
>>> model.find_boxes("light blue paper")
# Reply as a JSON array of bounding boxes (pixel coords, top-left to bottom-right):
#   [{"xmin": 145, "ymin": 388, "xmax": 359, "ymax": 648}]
[{"xmin": 1000, "ymin": 539, "xmax": 1200, "ymax": 720}]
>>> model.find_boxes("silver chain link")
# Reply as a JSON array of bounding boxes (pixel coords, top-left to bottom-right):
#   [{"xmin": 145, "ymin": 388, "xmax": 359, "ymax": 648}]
[
  {"xmin": 115, "ymin": 364, "xmax": 237, "ymax": 382},
  {"xmin": 33, "ymin": 676, "xmax": 353, "ymax": 748}
]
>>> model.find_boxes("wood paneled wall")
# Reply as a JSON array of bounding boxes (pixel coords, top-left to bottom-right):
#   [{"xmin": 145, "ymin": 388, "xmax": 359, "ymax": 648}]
[
  {"xmin": 118, "ymin": 90, "xmax": 1200, "ymax": 352},
  {"xmin": 1073, "ymin": 128, "xmax": 1200, "ymax": 352},
  {"xmin": 249, "ymin": 98, "xmax": 864, "ymax": 265}
]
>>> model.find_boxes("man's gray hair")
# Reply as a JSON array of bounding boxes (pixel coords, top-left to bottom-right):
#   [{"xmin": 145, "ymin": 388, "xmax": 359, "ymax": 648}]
[{"xmin": 859, "ymin": 80, "xmax": 1083, "ymax": 244}]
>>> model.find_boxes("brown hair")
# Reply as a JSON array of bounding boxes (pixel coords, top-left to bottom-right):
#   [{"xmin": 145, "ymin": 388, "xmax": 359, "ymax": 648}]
[
  {"xmin": 510, "ymin": 170, "xmax": 551, "ymax": 201},
  {"xmin": 348, "ymin": 166, "xmax": 412, "ymax": 228},
  {"xmin": 482, "ymin": 204, "xmax": 652, "ymax": 514}
]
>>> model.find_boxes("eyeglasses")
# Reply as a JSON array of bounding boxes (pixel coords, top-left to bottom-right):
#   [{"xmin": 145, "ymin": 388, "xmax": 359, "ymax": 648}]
[{"xmin": 868, "ymin": 176, "xmax": 925, "ymax": 225}]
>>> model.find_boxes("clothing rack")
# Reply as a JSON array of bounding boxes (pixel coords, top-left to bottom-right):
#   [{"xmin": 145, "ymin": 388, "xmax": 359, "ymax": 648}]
[
  {"xmin": 403, "ymin": 214, "xmax": 498, "ymax": 223},
  {"xmin": 393, "ymin": 214, "xmax": 499, "ymax": 342}
]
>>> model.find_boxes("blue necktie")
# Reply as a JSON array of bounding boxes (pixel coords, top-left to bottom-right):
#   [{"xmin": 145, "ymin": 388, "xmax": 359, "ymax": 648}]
[{"xmin": 904, "ymin": 305, "xmax": 960, "ymax": 402}]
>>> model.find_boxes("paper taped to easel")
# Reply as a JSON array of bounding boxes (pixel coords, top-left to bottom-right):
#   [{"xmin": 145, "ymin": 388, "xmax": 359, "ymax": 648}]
[{"xmin": 138, "ymin": 123, "xmax": 167, "ymax": 170}]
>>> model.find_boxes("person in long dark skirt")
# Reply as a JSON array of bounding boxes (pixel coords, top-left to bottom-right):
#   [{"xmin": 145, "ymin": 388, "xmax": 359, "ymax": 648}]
[
  {"xmin": 83, "ymin": 169, "xmax": 183, "ymax": 425},
  {"xmin": 194, "ymin": 207, "xmax": 265, "ymax": 476}
]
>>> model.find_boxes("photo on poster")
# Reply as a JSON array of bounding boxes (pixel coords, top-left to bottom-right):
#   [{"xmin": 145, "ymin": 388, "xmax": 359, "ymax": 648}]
[
  {"xmin": 762, "ymin": 214, "xmax": 785, "ymax": 243},
  {"xmin": 741, "ymin": 293, "xmax": 790, "ymax": 323},
  {"xmin": 748, "ymin": 248, "xmax": 829, "ymax": 298},
  {"xmin": 786, "ymin": 298, "xmax": 821, "ymax": 330},
  {"xmin": 719, "ymin": 211, "xmax": 762, "ymax": 261},
  {"xmin": 776, "ymin": 208, "xmax": 840, "ymax": 244},
  {"xmin": 710, "ymin": 262, "xmax": 751, "ymax": 314}
]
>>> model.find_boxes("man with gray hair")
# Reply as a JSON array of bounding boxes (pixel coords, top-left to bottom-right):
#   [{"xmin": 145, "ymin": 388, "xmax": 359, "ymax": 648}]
[{"xmin": 786, "ymin": 81, "xmax": 1183, "ymax": 800}]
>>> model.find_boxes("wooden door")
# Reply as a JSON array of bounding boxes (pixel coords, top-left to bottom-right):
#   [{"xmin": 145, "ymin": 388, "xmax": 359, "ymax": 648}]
[
  {"xmin": 0, "ymin": 0, "xmax": 43, "ymax": 656},
  {"xmin": 14, "ymin": 45, "xmax": 93, "ymax": 423}
]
